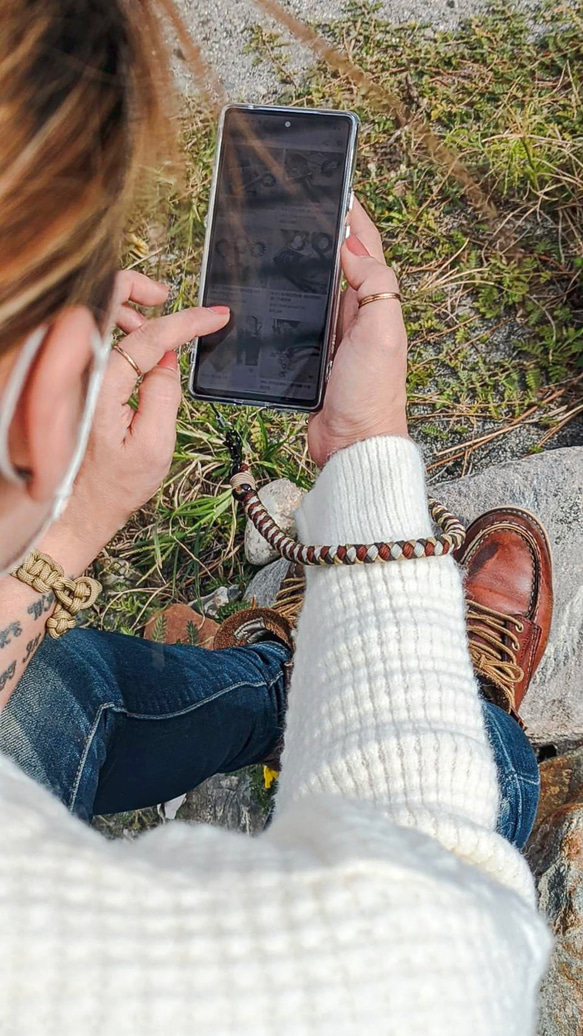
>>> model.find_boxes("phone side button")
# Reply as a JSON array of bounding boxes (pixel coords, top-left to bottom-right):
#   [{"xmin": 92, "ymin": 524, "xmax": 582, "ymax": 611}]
[
  {"xmin": 344, "ymin": 224, "xmax": 351, "ymax": 240},
  {"xmin": 325, "ymin": 358, "xmax": 334, "ymax": 381},
  {"xmin": 348, "ymin": 190, "xmax": 355, "ymax": 211}
]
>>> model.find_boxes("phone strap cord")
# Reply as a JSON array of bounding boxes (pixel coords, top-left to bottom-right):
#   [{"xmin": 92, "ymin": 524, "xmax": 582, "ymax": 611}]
[{"xmin": 230, "ymin": 464, "xmax": 466, "ymax": 565}]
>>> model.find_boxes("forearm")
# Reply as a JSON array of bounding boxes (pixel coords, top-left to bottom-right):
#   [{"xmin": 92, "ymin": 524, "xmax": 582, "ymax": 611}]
[
  {"xmin": 276, "ymin": 437, "xmax": 500, "ymax": 842},
  {"xmin": 0, "ymin": 524, "xmax": 96, "ymax": 710},
  {"xmin": 0, "ymin": 578, "xmax": 54, "ymax": 708}
]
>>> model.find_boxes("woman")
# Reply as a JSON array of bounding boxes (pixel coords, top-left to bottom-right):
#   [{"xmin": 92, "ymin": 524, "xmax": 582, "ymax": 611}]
[{"xmin": 0, "ymin": 1, "xmax": 550, "ymax": 1032}]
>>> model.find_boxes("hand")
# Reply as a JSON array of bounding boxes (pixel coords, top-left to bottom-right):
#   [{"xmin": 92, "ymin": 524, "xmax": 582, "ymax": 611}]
[
  {"xmin": 41, "ymin": 271, "xmax": 230, "ymax": 574},
  {"xmin": 308, "ymin": 199, "xmax": 408, "ymax": 468}
]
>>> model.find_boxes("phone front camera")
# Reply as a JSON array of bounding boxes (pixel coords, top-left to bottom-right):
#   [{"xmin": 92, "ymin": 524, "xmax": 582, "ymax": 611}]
[{"xmin": 284, "ymin": 120, "xmax": 291, "ymax": 128}]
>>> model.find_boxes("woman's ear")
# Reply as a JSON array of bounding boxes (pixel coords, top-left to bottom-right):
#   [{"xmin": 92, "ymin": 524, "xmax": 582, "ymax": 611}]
[{"xmin": 9, "ymin": 307, "xmax": 96, "ymax": 502}]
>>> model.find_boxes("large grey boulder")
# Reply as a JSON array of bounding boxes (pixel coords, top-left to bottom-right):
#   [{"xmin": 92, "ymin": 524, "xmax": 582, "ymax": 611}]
[{"xmin": 432, "ymin": 447, "xmax": 583, "ymax": 747}]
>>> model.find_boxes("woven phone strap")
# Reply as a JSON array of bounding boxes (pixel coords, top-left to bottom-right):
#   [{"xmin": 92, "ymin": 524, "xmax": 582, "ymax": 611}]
[
  {"xmin": 231, "ymin": 465, "xmax": 465, "ymax": 564},
  {"xmin": 13, "ymin": 549, "xmax": 102, "ymax": 638}
]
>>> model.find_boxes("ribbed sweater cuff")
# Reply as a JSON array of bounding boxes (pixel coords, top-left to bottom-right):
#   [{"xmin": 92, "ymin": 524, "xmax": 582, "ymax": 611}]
[{"xmin": 295, "ymin": 436, "xmax": 432, "ymax": 545}]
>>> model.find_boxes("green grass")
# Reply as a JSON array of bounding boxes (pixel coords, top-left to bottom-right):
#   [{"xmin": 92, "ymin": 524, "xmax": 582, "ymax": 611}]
[{"xmin": 92, "ymin": 0, "xmax": 582, "ymax": 636}]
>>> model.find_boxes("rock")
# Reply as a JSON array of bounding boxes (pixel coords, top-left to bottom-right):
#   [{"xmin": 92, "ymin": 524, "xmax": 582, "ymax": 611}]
[
  {"xmin": 244, "ymin": 479, "xmax": 305, "ymax": 566},
  {"xmin": 144, "ymin": 604, "xmax": 218, "ymax": 648},
  {"xmin": 535, "ymin": 747, "xmax": 583, "ymax": 828},
  {"xmin": 432, "ymin": 447, "xmax": 583, "ymax": 746},
  {"xmin": 244, "ymin": 557, "xmax": 291, "ymax": 607},
  {"xmin": 196, "ymin": 584, "xmax": 241, "ymax": 619},
  {"xmin": 178, "ymin": 769, "xmax": 268, "ymax": 835},
  {"xmin": 92, "ymin": 556, "xmax": 139, "ymax": 592},
  {"xmin": 159, "ymin": 793, "xmax": 188, "ymax": 821},
  {"xmin": 525, "ymin": 751, "xmax": 583, "ymax": 1036}
]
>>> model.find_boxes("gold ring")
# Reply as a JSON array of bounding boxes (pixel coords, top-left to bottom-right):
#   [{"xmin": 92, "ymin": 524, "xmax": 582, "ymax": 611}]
[
  {"xmin": 112, "ymin": 343, "xmax": 144, "ymax": 380},
  {"xmin": 359, "ymin": 292, "xmax": 402, "ymax": 309}
]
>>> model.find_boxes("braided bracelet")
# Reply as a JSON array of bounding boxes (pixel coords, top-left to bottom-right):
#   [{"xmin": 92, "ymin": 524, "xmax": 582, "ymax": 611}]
[
  {"xmin": 231, "ymin": 465, "xmax": 465, "ymax": 565},
  {"xmin": 12, "ymin": 549, "xmax": 102, "ymax": 639}
]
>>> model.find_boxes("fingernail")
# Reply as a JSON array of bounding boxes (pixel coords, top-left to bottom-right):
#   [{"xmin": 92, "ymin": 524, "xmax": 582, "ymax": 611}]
[
  {"xmin": 345, "ymin": 234, "xmax": 370, "ymax": 257},
  {"xmin": 207, "ymin": 305, "xmax": 230, "ymax": 314},
  {"xmin": 158, "ymin": 350, "xmax": 178, "ymax": 371}
]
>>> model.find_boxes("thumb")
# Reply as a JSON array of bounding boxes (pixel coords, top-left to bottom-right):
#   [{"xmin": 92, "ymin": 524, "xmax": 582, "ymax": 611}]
[
  {"xmin": 158, "ymin": 350, "xmax": 179, "ymax": 372},
  {"xmin": 341, "ymin": 234, "xmax": 400, "ymax": 300},
  {"xmin": 130, "ymin": 351, "xmax": 182, "ymax": 444}
]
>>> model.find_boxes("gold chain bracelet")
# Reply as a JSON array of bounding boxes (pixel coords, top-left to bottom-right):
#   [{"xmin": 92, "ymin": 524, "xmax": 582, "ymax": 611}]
[{"xmin": 12, "ymin": 549, "xmax": 101, "ymax": 639}]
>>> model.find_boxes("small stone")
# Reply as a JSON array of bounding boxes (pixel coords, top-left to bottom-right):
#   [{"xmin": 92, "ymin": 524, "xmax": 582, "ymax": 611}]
[
  {"xmin": 244, "ymin": 479, "xmax": 305, "ymax": 566},
  {"xmin": 92, "ymin": 556, "xmax": 139, "ymax": 592},
  {"xmin": 244, "ymin": 557, "xmax": 291, "ymax": 607},
  {"xmin": 534, "ymin": 747, "xmax": 583, "ymax": 828},
  {"xmin": 158, "ymin": 793, "xmax": 187, "ymax": 821},
  {"xmin": 196, "ymin": 584, "xmax": 241, "ymax": 619}
]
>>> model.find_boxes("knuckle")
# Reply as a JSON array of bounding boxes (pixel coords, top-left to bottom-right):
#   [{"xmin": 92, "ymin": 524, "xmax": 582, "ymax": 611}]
[
  {"xmin": 364, "ymin": 265, "xmax": 399, "ymax": 294},
  {"xmin": 129, "ymin": 321, "xmax": 156, "ymax": 352},
  {"xmin": 370, "ymin": 225, "xmax": 382, "ymax": 248},
  {"xmin": 114, "ymin": 270, "xmax": 131, "ymax": 301},
  {"xmin": 152, "ymin": 365, "xmax": 182, "ymax": 400}
]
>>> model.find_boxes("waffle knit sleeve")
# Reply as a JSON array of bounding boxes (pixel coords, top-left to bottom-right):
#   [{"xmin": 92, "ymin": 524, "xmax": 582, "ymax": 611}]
[{"xmin": 274, "ymin": 436, "xmax": 534, "ymax": 897}]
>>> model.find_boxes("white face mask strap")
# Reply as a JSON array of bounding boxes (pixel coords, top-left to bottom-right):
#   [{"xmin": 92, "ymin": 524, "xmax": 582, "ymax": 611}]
[
  {"xmin": 52, "ymin": 329, "xmax": 110, "ymax": 516},
  {"xmin": 0, "ymin": 326, "xmax": 48, "ymax": 485}
]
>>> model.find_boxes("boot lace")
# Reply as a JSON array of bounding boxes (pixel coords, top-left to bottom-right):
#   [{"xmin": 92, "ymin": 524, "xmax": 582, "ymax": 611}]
[
  {"xmin": 274, "ymin": 567, "xmax": 306, "ymax": 626},
  {"xmin": 466, "ymin": 600, "xmax": 525, "ymax": 711}
]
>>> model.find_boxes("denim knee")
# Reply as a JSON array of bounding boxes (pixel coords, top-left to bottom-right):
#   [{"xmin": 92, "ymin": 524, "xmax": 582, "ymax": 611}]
[{"xmin": 482, "ymin": 700, "xmax": 540, "ymax": 850}]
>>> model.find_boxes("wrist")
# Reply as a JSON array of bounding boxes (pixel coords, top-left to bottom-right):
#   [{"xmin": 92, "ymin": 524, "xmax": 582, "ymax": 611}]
[
  {"xmin": 296, "ymin": 435, "xmax": 431, "ymax": 545},
  {"xmin": 320, "ymin": 417, "xmax": 409, "ymax": 466},
  {"xmin": 327, "ymin": 426, "xmax": 409, "ymax": 462},
  {"xmin": 37, "ymin": 495, "xmax": 128, "ymax": 576},
  {"xmin": 38, "ymin": 522, "xmax": 104, "ymax": 577}
]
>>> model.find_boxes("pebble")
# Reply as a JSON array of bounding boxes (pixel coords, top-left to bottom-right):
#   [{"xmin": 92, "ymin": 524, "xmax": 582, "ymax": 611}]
[{"xmin": 244, "ymin": 479, "xmax": 305, "ymax": 566}]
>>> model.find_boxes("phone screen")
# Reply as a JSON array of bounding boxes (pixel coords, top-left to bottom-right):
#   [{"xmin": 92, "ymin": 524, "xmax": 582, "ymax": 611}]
[{"xmin": 191, "ymin": 107, "xmax": 356, "ymax": 409}]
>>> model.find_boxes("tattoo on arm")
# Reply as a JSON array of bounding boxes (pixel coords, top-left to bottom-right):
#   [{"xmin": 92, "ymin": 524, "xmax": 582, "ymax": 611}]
[
  {"xmin": 21, "ymin": 633, "xmax": 43, "ymax": 665},
  {"xmin": 0, "ymin": 661, "xmax": 16, "ymax": 691},
  {"xmin": 27, "ymin": 593, "xmax": 55, "ymax": 621},
  {"xmin": 0, "ymin": 621, "xmax": 22, "ymax": 649}
]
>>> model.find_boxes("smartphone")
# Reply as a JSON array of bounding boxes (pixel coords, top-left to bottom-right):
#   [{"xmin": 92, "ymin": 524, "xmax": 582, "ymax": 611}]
[{"xmin": 188, "ymin": 104, "xmax": 359, "ymax": 412}]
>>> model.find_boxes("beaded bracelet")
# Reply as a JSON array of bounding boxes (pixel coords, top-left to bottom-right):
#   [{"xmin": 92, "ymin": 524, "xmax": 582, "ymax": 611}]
[{"xmin": 231, "ymin": 464, "xmax": 465, "ymax": 565}]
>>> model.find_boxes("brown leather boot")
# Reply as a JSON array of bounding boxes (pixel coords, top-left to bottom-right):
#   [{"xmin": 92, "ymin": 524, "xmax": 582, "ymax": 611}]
[
  {"xmin": 454, "ymin": 507, "xmax": 553, "ymax": 725},
  {"xmin": 213, "ymin": 564, "xmax": 305, "ymax": 775},
  {"xmin": 213, "ymin": 563, "xmax": 305, "ymax": 652}
]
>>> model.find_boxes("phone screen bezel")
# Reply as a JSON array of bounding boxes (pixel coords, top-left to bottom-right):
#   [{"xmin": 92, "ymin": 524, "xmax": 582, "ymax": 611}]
[{"xmin": 188, "ymin": 104, "xmax": 359, "ymax": 413}]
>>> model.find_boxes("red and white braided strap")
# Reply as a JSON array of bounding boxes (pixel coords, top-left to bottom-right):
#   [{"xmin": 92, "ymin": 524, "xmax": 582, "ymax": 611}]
[{"xmin": 231, "ymin": 467, "xmax": 466, "ymax": 565}]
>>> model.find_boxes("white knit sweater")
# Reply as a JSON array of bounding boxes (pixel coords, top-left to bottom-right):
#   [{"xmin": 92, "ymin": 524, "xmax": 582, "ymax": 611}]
[{"xmin": 0, "ymin": 437, "xmax": 550, "ymax": 1035}]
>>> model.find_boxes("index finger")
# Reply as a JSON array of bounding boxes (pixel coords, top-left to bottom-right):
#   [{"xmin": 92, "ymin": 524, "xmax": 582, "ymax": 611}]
[
  {"xmin": 348, "ymin": 198, "xmax": 386, "ymax": 264},
  {"xmin": 105, "ymin": 306, "xmax": 230, "ymax": 401},
  {"xmin": 111, "ymin": 270, "xmax": 169, "ymax": 312},
  {"xmin": 126, "ymin": 307, "xmax": 229, "ymax": 371}
]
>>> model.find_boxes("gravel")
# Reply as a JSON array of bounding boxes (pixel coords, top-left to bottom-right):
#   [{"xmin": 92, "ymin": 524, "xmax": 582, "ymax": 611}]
[{"xmin": 174, "ymin": 0, "xmax": 562, "ymax": 101}]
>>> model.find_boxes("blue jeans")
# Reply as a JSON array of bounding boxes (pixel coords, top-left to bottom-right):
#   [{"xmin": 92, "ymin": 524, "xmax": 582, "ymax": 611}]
[{"xmin": 0, "ymin": 627, "xmax": 539, "ymax": 847}]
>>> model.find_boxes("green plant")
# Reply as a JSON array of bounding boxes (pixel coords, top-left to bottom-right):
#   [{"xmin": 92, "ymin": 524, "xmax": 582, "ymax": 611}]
[{"xmin": 99, "ymin": 0, "xmax": 581, "ymax": 634}]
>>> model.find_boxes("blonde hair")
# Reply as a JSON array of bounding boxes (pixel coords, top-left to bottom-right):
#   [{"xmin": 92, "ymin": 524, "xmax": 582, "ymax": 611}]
[{"xmin": 0, "ymin": 0, "xmax": 176, "ymax": 355}]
